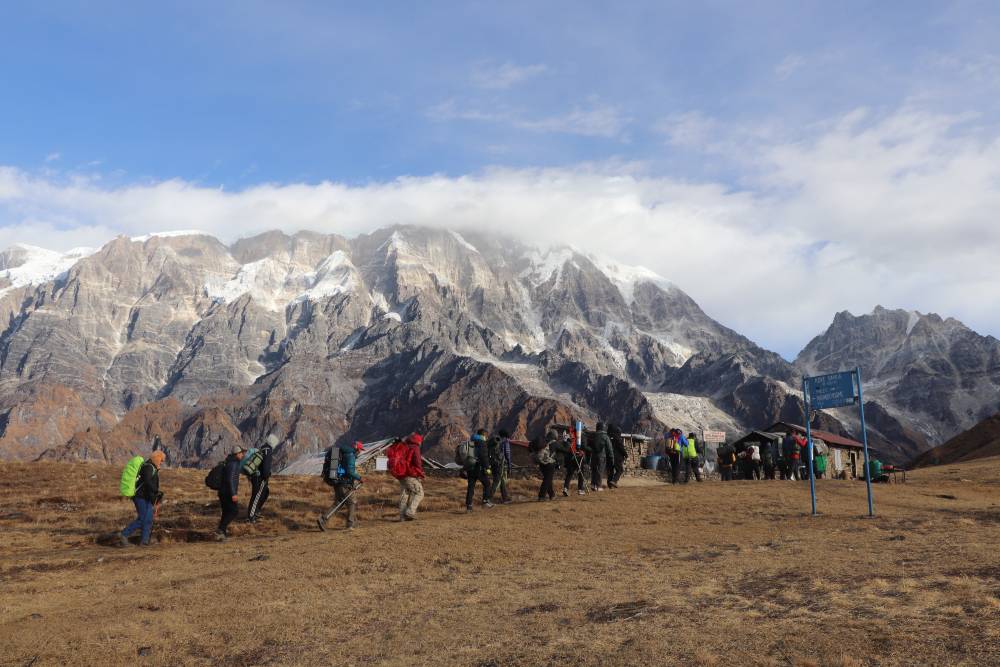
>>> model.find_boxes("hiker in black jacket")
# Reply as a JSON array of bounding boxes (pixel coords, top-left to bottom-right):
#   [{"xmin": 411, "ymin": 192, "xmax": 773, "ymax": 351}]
[
  {"xmin": 554, "ymin": 432, "xmax": 586, "ymax": 496},
  {"xmin": 464, "ymin": 430, "xmax": 495, "ymax": 512},
  {"xmin": 247, "ymin": 434, "xmax": 277, "ymax": 523},
  {"xmin": 606, "ymin": 423, "xmax": 627, "ymax": 488},
  {"xmin": 120, "ymin": 450, "xmax": 165, "ymax": 547},
  {"xmin": 215, "ymin": 447, "xmax": 245, "ymax": 541}
]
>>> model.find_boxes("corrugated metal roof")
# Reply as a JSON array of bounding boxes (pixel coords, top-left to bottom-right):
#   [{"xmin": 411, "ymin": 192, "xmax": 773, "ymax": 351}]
[{"xmin": 767, "ymin": 422, "xmax": 865, "ymax": 449}]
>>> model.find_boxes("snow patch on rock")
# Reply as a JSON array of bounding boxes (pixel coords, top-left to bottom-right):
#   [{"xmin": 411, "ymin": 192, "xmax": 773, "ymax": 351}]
[
  {"xmin": 449, "ymin": 231, "xmax": 479, "ymax": 253},
  {"xmin": 0, "ymin": 244, "xmax": 96, "ymax": 296},
  {"xmin": 586, "ymin": 252, "xmax": 673, "ymax": 304},
  {"xmin": 132, "ymin": 230, "xmax": 212, "ymax": 242}
]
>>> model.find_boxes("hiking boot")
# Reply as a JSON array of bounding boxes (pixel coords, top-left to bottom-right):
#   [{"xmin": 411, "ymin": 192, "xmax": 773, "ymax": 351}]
[
  {"xmin": 404, "ymin": 514, "xmax": 416, "ymax": 521},
  {"xmin": 466, "ymin": 506, "xmax": 474, "ymax": 513},
  {"xmin": 577, "ymin": 489, "xmax": 586, "ymax": 496},
  {"xmin": 214, "ymin": 531, "xmax": 227, "ymax": 542},
  {"xmin": 562, "ymin": 488, "xmax": 569, "ymax": 497},
  {"xmin": 118, "ymin": 534, "xmax": 131, "ymax": 548},
  {"xmin": 596, "ymin": 486, "xmax": 604, "ymax": 492},
  {"xmin": 484, "ymin": 501, "xmax": 495, "ymax": 509},
  {"xmin": 608, "ymin": 482, "xmax": 618, "ymax": 489}
]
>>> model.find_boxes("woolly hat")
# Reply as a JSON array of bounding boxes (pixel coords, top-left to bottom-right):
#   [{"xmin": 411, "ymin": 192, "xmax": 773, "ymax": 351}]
[
  {"xmin": 266, "ymin": 434, "xmax": 279, "ymax": 447},
  {"xmin": 149, "ymin": 451, "xmax": 165, "ymax": 466},
  {"xmin": 232, "ymin": 446, "xmax": 246, "ymax": 455},
  {"xmin": 406, "ymin": 433, "xmax": 423, "ymax": 446}
]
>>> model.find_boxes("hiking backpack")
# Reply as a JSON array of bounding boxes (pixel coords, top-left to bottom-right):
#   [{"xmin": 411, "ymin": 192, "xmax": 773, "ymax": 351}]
[
  {"xmin": 241, "ymin": 447, "xmax": 265, "ymax": 476},
  {"xmin": 205, "ymin": 461, "xmax": 226, "ymax": 490},
  {"xmin": 119, "ymin": 456, "xmax": 145, "ymax": 498},
  {"xmin": 321, "ymin": 446, "xmax": 341, "ymax": 487},
  {"xmin": 387, "ymin": 442, "xmax": 409, "ymax": 480},
  {"xmin": 455, "ymin": 440, "xmax": 477, "ymax": 469}
]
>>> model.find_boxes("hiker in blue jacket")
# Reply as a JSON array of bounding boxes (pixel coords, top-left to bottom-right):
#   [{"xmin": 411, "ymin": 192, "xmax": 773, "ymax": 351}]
[{"xmin": 326, "ymin": 440, "xmax": 363, "ymax": 530}]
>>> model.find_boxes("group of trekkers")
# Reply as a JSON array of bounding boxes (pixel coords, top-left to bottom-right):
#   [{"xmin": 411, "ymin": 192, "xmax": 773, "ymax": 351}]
[
  {"xmin": 465, "ymin": 422, "xmax": 629, "ymax": 509},
  {"xmin": 716, "ymin": 432, "xmax": 826, "ymax": 481},
  {"xmin": 116, "ymin": 421, "xmax": 639, "ymax": 544}
]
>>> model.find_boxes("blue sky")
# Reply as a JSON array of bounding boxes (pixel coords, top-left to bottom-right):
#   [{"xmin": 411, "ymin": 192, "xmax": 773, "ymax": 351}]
[{"xmin": 2, "ymin": 1, "xmax": 999, "ymax": 355}]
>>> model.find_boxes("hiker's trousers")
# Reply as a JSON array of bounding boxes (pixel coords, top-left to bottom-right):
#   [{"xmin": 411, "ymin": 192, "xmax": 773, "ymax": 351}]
[
  {"xmin": 465, "ymin": 467, "xmax": 493, "ymax": 508},
  {"xmin": 248, "ymin": 475, "xmax": 270, "ymax": 519},
  {"xmin": 538, "ymin": 463, "xmax": 556, "ymax": 499},
  {"xmin": 683, "ymin": 456, "xmax": 701, "ymax": 482},
  {"xmin": 564, "ymin": 455, "xmax": 585, "ymax": 490},
  {"xmin": 398, "ymin": 477, "xmax": 424, "ymax": 518},
  {"xmin": 217, "ymin": 492, "xmax": 239, "ymax": 535},
  {"xmin": 122, "ymin": 497, "xmax": 154, "ymax": 544},
  {"xmin": 590, "ymin": 452, "xmax": 605, "ymax": 489},
  {"xmin": 333, "ymin": 483, "xmax": 357, "ymax": 527}
]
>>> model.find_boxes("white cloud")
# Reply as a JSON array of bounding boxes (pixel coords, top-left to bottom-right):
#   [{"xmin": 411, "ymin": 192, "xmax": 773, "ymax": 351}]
[
  {"xmin": 428, "ymin": 99, "xmax": 628, "ymax": 138},
  {"xmin": 775, "ymin": 54, "xmax": 806, "ymax": 80},
  {"xmin": 655, "ymin": 111, "xmax": 717, "ymax": 148},
  {"xmin": 471, "ymin": 61, "xmax": 548, "ymax": 90},
  {"xmin": 44, "ymin": 152, "xmax": 61, "ymax": 163},
  {"xmin": 1, "ymin": 104, "xmax": 999, "ymax": 355}
]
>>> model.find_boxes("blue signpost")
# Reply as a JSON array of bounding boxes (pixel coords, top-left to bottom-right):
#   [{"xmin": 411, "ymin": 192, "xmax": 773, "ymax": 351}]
[{"xmin": 802, "ymin": 368, "xmax": 874, "ymax": 517}]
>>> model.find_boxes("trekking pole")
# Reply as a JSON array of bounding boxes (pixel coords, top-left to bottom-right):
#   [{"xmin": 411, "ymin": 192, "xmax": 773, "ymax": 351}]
[
  {"xmin": 317, "ymin": 487, "xmax": 358, "ymax": 531},
  {"xmin": 572, "ymin": 453, "xmax": 588, "ymax": 494}
]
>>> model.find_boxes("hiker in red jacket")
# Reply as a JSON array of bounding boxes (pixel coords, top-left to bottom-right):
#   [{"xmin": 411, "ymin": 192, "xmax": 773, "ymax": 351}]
[{"xmin": 391, "ymin": 433, "xmax": 425, "ymax": 521}]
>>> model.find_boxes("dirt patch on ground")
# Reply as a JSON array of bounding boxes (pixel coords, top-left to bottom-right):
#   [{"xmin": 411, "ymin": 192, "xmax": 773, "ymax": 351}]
[{"xmin": 0, "ymin": 459, "xmax": 999, "ymax": 665}]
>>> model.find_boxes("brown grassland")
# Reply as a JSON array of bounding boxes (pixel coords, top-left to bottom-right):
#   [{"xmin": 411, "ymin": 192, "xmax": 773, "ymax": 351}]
[{"xmin": 1, "ymin": 458, "xmax": 999, "ymax": 666}]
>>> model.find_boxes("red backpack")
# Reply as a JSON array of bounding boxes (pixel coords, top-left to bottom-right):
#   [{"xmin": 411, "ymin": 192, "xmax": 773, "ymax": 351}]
[{"xmin": 387, "ymin": 442, "xmax": 409, "ymax": 480}]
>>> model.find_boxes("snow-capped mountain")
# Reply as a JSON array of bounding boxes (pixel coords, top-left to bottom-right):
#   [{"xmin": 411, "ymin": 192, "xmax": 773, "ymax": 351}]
[{"xmin": 0, "ymin": 226, "xmax": 990, "ymax": 467}]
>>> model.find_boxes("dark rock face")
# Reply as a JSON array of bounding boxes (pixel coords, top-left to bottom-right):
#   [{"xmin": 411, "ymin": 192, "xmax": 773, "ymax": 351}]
[
  {"xmin": 796, "ymin": 306, "xmax": 1000, "ymax": 459},
  {"xmin": 911, "ymin": 412, "xmax": 1000, "ymax": 467},
  {"xmin": 2, "ymin": 229, "xmax": 994, "ymax": 469}
]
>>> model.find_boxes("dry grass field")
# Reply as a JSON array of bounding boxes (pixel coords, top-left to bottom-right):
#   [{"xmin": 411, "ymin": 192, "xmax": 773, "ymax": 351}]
[{"xmin": 1, "ymin": 458, "xmax": 999, "ymax": 666}]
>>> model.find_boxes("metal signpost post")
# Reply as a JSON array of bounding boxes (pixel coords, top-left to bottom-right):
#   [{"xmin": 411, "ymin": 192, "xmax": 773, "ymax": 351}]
[
  {"xmin": 856, "ymin": 367, "xmax": 875, "ymax": 517},
  {"xmin": 802, "ymin": 369, "xmax": 875, "ymax": 517}
]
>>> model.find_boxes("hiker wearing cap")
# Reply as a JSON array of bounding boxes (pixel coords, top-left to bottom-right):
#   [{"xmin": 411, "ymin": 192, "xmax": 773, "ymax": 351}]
[
  {"xmin": 331, "ymin": 440, "xmax": 364, "ymax": 530},
  {"xmin": 215, "ymin": 447, "xmax": 246, "ymax": 541},
  {"xmin": 393, "ymin": 434, "xmax": 425, "ymax": 521},
  {"xmin": 532, "ymin": 431, "xmax": 559, "ymax": 501},
  {"xmin": 246, "ymin": 434, "xmax": 278, "ymax": 523},
  {"xmin": 489, "ymin": 429, "xmax": 513, "ymax": 504},
  {"xmin": 464, "ymin": 429, "xmax": 495, "ymax": 512},
  {"xmin": 119, "ymin": 450, "xmax": 165, "ymax": 547}
]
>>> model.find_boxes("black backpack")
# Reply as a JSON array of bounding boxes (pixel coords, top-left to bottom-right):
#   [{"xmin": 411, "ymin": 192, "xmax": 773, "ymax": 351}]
[
  {"xmin": 205, "ymin": 461, "xmax": 226, "ymax": 490},
  {"xmin": 321, "ymin": 447, "xmax": 341, "ymax": 487}
]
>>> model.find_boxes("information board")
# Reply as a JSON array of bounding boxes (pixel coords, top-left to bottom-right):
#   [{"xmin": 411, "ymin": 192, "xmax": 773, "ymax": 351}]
[
  {"xmin": 702, "ymin": 430, "xmax": 726, "ymax": 443},
  {"xmin": 806, "ymin": 371, "xmax": 858, "ymax": 409}
]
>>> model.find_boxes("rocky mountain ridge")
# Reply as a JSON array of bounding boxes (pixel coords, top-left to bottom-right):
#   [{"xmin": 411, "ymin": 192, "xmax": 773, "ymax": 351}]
[{"xmin": 0, "ymin": 226, "xmax": 992, "ymax": 468}]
